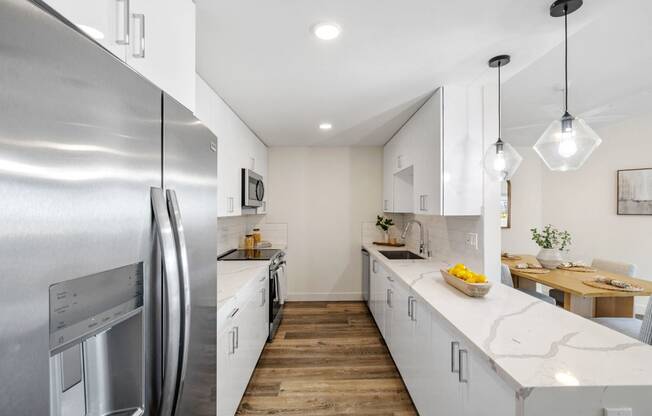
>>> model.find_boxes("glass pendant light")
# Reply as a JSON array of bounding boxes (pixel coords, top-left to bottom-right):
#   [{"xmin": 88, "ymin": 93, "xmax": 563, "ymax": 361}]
[
  {"xmin": 533, "ymin": 0, "xmax": 602, "ymax": 171},
  {"xmin": 483, "ymin": 55, "xmax": 522, "ymax": 182}
]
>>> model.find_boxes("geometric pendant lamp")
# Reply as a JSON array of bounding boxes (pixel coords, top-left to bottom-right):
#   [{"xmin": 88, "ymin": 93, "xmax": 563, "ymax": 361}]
[{"xmin": 533, "ymin": 0, "xmax": 602, "ymax": 171}]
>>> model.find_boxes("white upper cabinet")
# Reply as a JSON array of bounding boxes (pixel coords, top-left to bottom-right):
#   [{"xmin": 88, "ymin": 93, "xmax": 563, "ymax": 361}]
[
  {"xmin": 195, "ymin": 75, "xmax": 268, "ymax": 218},
  {"xmin": 382, "ymin": 86, "xmax": 482, "ymax": 216},
  {"xmin": 43, "ymin": 0, "xmax": 129, "ymax": 60},
  {"xmin": 44, "ymin": 0, "xmax": 196, "ymax": 111},
  {"xmin": 127, "ymin": 0, "xmax": 196, "ymax": 111}
]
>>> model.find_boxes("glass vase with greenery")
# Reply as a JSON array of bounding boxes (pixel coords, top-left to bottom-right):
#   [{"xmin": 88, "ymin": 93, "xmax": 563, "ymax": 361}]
[{"xmin": 376, "ymin": 215, "xmax": 394, "ymax": 242}]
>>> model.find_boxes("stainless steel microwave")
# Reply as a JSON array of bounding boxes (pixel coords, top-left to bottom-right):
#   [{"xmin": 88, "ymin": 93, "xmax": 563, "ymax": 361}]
[{"xmin": 242, "ymin": 168, "xmax": 265, "ymax": 208}]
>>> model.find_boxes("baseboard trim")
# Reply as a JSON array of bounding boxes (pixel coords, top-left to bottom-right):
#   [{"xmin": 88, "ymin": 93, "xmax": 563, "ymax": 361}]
[{"xmin": 286, "ymin": 292, "xmax": 363, "ymax": 301}]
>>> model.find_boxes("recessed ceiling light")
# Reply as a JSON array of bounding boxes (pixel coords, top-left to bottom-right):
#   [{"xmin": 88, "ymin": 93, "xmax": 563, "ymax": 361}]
[
  {"xmin": 319, "ymin": 123, "xmax": 333, "ymax": 130},
  {"xmin": 78, "ymin": 24, "xmax": 105, "ymax": 40},
  {"xmin": 312, "ymin": 22, "xmax": 341, "ymax": 41}
]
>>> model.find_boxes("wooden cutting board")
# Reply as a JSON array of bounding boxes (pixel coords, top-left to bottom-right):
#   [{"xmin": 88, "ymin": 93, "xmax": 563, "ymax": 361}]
[{"xmin": 373, "ymin": 242, "xmax": 406, "ymax": 247}]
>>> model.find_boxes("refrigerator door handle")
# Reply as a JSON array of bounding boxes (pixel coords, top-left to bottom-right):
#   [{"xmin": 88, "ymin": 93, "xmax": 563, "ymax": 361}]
[
  {"xmin": 166, "ymin": 189, "xmax": 191, "ymax": 411},
  {"xmin": 151, "ymin": 187, "xmax": 182, "ymax": 416}
]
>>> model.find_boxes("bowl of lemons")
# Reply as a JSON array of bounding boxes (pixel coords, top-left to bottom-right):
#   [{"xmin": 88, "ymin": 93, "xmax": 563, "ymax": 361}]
[{"xmin": 441, "ymin": 264, "xmax": 492, "ymax": 297}]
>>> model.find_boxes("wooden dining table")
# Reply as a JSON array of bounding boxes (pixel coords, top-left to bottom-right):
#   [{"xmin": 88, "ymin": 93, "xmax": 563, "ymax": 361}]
[{"xmin": 502, "ymin": 255, "xmax": 652, "ymax": 318}]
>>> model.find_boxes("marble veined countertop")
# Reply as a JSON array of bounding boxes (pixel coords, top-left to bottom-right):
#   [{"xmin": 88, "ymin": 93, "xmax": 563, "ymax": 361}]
[
  {"xmin": 217, "ymin": 260, "xmax": 270, "ymax": 312},
  {"xmin": 363, "ymin": 243, "xmax": 652, "ymax": 390}
]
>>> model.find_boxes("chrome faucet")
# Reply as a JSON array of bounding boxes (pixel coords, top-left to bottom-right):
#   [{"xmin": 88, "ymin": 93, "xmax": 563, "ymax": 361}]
[{"xmin": 400, "ymin": 219, "xmax": 431, "ymax": 258}]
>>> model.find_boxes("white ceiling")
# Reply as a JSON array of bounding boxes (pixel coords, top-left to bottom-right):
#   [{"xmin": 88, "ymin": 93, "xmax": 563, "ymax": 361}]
[
  {"xmin": 196, "ymin": 0, "xmax": 616, "ymax": 146},
  {"xmin": 502, "ymin": 0, "xmax": 652, "ymax": 146}
]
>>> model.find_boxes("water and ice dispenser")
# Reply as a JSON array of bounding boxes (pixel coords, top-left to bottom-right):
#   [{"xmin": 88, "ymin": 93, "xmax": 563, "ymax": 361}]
[{"xmin": 49, "ymin": 263, "xmax": 145, "ymax": 416}]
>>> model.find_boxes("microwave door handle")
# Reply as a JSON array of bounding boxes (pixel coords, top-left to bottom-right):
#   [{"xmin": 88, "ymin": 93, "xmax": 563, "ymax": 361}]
[
  {"xmin": 166, "ymin": 189, "xmax": 191, "ymax": 411},
  {"xmin": 256, "ymin": 180, "xmax": 265, "ymax": 201},
  {"xmin": 151, "ymin": 188, "xmax": 182, "ymax": 416}
]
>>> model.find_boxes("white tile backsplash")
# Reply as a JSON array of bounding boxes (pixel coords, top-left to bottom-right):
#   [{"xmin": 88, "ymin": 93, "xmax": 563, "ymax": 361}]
[
  {"xmin": 363, "ymin": 214, "xmax": 483, "ymax": 272},
  {"xmin": 217, "ymin": 216, "xmax": 288, "ymax": 256}
]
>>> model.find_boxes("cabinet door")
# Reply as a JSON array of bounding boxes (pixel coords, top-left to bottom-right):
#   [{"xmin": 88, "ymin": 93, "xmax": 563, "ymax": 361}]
[
  {"xmin": 405, "ymin": 296, "xmax": 434, "ymax": 414},
  {"xmin": 412, "ymin": 89, "xmax": 443, "ymax": 215},
  {"xmin": 44, "ymin": 0, "xmax": 128, "ymax": 60},
  {"xmin": 389, "ymin": 280, "xmax": 411, "ymax": 373},
  {"xmin": 257, "ymin": 275, "xmax": 270, "ymax": 347},
  {"xmin": 459, "ymin": 342, "xmax": 515, "ymax": 416},
  {"xmin": 382, "ymin": 142, "xmax": 395, "ymax": 212},
  {"xmin": 441, "ymin": 85, "xmax": 482, "ymax": 216},
  {"xmin": 218, "ymin": 315, "xmax": 240, "ymax": 416},
  {"xmin": 429, "ymin": 314, "xmax": 463, "ymax": 416},
  {"xmin": 127, "ymin": 0, "xmax": 195, "ymax": 111}
]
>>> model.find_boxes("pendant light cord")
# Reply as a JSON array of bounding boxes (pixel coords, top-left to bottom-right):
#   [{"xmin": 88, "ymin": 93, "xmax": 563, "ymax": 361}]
[
  {"xmin": 498, "ymin": 61, "xmax": 502, "ymax": 140},
  {"xmin": 564, "ymin": 5, "xmax": 569, "ymax": 113}
]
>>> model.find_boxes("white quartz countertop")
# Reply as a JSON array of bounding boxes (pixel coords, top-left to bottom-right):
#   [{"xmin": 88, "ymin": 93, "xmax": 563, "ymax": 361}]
[
  {"xmin": 363, "ymin": 243, "xmax": 652, "ymax": 390},
  {"xmin": 217, "ymin": 260, "xmax": 270, "ymax": 311}
]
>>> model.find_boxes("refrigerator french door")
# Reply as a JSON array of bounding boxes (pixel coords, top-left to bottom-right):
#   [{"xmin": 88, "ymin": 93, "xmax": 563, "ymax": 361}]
[{"xmin": 0, "ymin": 1, "xmax": 217, "ymax": 415}]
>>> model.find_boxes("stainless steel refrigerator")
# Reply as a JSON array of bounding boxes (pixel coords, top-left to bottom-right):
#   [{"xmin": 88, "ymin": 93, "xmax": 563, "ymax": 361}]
[{"xmin": 0, "ymin": 1, "xmax": 217, "ymax": 415}]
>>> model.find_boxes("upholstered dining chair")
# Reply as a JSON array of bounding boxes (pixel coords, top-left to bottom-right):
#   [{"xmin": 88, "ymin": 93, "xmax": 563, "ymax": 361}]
[
  {"xmin": 501, "ymin": 264, "xmax": 556, "ymax": 305},
  {"xmin": 592, "ymin": 298, "xmax": 652, "ymax": 345},
  {"xmin": 549, "ymin": 259, "xmax": 638, "ymax": 306}
]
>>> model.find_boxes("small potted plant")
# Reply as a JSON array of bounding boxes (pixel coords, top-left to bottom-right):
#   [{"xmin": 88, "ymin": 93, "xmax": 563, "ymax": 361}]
[
  {"xmin": 530, "ymin": 225, "xmax": 571, "ymax": 269},
  {"xmin": 376, "ymin": 215, "xmax": 394, "ymax": 243}
]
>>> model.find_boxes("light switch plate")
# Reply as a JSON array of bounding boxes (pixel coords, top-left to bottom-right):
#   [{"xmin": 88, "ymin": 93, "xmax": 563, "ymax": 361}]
[{"xmin": 604, "ymin": 409, "xmax": 632, "ymax": 416}]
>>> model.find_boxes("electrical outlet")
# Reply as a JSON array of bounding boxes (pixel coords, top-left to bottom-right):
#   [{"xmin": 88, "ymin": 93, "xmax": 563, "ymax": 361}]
[
  {"xmin": 604, "ymin": 409, "xmax": 632, "ymax": 416},
  {"xmin": 465, "ymin": 233, "xmax": 478, "ymax": 250}
]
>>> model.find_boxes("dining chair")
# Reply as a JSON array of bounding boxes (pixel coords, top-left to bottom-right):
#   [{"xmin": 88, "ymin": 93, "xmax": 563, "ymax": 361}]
[
  {"xmin": 501, "ymin": 264, "xmax": 556, "ymax": 305},
  {"xmin": 549, "ymin": 259, "xmax": 638, "ymax": 306},
  {"xmin": 592, "ymin": 298, "xmax": 652, "ymax": 344}
]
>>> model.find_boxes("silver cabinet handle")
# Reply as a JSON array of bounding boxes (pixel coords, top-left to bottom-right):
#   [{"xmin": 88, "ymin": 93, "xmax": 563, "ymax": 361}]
[
  {"xmin": 386, "ymin": 275, "xmax": 394, "ymax": 282},
  {"xmin": 228, "ymin": 330, "xmax": 236, "ymax": 355},
  {"xmin": 451, "ymin": 341, "xmax": 460, "ymax": 373},
  {"xmin": 397, "ymin": 155, "xmax": 402, "ymax": 169},
  {"xmin": 227, "ymin": 196, "xmax": 234, "ymax": 213},
  {"xmin": 372, "ymin": 260, "xmax": 378, "ymax": 274},
  {"xmin": 407, "ymin": 296, "xmax": 413, "ymax": 318},
  {"xmin": 422, "ymin": 195, "xmax": 428, "ymax": 211},
  {"xmin": 383, "ymin": 199, "xmax": 388, "ymax": 211},
  {"xmin": 459, "ymin": 349, "xmax": 469, "ymax": 383},
  {"xmin": 115, "ymin": 0, "xmax": 130, "ymax": 45},
  {"xmin": 229, "ymin": 308, "xmax": 239, "ymax": 318},
  {"xmin": 166, "ymin": 190, "xmax": 191, "ymax": 408},
  {"xmin": 151, "ymin": 188, "xmax": 181, "ymax": 416},
  {"xmin": 410, "ymin": 297, "xmax": 417, "ymax": 321},
  {"xmin": 131, "ymin": 13, "xmax": 145, "ymax": 58},
  {"xmin": 234, "ymin": 326, "xmax": 239, "ymax": 350},
  {"xmin": 387, "ymin": 289, "xmax": 393, "ymax": 307},
  {"xmin": 261, "ymin": 288, "xmax": 266, "ymax": 306}
]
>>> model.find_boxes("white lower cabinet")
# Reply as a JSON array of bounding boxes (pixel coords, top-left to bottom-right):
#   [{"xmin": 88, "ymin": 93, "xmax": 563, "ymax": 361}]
[
  {"xmin": 218, "ymin": 272, "xmax": 269, "ymax": 416},
  {"xmin": 369, "ymin": 253, "xmax": 514, "ymax": 416}
]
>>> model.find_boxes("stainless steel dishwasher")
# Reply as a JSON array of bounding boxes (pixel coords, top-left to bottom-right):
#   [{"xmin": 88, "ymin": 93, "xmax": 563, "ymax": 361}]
[{"xmin": 362, "ymin": 249, "xmax": 370, "ymax": 303}]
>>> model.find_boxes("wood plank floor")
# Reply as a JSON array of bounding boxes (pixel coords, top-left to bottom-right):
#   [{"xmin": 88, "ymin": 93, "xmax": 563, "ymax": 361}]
[{"xmin": 235, "ymin": 301, "xmax": 417, "ymax": 415}]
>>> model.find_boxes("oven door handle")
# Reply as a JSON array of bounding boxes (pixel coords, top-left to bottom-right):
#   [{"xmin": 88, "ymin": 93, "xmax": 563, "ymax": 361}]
[{"xmin": 272, "ymin": 271, "xmax": 280, "ymax": 303}]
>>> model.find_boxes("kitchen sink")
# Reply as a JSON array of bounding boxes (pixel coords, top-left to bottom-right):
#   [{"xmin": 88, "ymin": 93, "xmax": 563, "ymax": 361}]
[{"xmin": 379, "ymin": 250, "xmax": 425, "ymax": 260}]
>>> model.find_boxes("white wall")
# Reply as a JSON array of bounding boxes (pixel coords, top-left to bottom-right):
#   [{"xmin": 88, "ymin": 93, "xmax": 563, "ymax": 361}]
[
  {"xmin": 501, "ymin": 113, "xmax": 652, "ymax": 314},
  {"xmin": 501, "ymin": 146, "xmax": 544, "ymax": 254},
  {"xmin": 265, "ymin": 146, "xmax": 383, "ymax": 300}
]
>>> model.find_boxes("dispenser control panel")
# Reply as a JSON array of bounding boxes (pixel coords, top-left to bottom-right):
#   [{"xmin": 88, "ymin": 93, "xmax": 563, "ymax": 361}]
[{"xmin": 49, "ymin": 262, "xmax": 143, "ymax": 351}]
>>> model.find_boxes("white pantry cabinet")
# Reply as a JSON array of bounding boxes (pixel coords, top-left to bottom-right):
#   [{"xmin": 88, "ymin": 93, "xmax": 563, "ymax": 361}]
[
  {"xmin": 44, "ymin": 0, "xmax": 196, "ymax": 111},
  {"xmin": 195, "ymin": 75, "xmax": 268, "ymax": 217},
  {"xmin": 382, "ymin": 86, "xmax": 482, "ymax": 216},
  {"xmin": 217, "ymin": 271, "xmax": 269, "ymax": 416}
]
